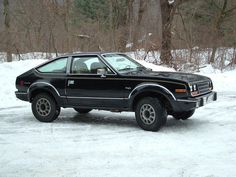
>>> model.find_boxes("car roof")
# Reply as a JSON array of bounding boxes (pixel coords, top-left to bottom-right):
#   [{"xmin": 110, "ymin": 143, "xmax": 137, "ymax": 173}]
[
  {"xmin": 58, "ymin": 52, "xmax": 122, "ymax": 58},
  {"xmin": 34, "ymin": 52, "xmax": 124, "ymax": 69}
]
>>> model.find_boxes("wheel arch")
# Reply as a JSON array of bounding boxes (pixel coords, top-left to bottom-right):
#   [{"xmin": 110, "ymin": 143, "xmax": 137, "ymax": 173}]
[
  {"xmin": 129, "ymin": 83, "xmax": 176, "ymax": 113},
  {"xmin": 28, "ymin": 82, "xmax": 62, "ymax": 106}
]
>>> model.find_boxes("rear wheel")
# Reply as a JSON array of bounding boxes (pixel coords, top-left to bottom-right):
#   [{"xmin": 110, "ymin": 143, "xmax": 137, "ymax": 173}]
[
  {"xmin": 135, "ymin": 97, "xmax": 167, "ymax": 131},
  {"xmin": 172, "ymin": 110, "xmax": 195, "ymax": 120},
  {"xmin": 32, "ymin": 93, "xmax": 59, "ymax": 122},
  {"xmin": 74, "ymin": 108, "xmax": 92, "ymax": 114}
]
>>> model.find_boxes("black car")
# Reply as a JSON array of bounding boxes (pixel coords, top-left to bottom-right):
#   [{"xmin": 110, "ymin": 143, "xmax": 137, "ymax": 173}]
[{"xmin": 15, "ymin": 52, "xmax": 217, "ymax": 131}]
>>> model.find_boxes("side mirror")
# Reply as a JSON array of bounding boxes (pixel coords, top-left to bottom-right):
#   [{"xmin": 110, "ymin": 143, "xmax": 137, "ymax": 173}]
[{"xmin": 97, "ymin": 68, "xmax": 107, "ymax": 77}]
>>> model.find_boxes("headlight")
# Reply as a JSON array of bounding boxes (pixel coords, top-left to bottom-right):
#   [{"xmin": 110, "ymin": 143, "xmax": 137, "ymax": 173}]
[
  {"xmin": 209, "ymin": 81, "xmax": 213, "ymax": 90},
  {"xmin": 189, "ymin": 84, "xmax": 198, "ymax": 92},
  {"xmin": 190, "ymin": 85, "xmax": 193, "ymax": 92}
]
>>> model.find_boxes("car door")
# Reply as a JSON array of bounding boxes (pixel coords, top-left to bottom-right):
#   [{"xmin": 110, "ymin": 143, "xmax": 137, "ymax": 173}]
[{"xmin": 66, "ymin": 55, "xmax": 128, "ymax": 109}]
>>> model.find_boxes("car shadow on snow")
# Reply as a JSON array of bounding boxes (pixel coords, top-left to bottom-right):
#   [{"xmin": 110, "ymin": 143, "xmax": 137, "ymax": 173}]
[
  {"xmin": 56, "ymin": 110, "xmax": 207, "ymax": 132},
  {"xmin": 0, "ymin": 108, "xmax": 208, "ymax": 132},
  {"xmin": 58, "ymin": 110, "xmax": 139, "ymax": 129}
]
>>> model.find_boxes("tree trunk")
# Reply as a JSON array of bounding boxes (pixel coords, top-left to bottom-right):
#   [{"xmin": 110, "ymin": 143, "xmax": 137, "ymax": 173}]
[
  {"xmin": 65, "ymin": 0, "xmax": 71, "ymax": 52},
  {"xmin": 234, "ymin": 48, "xmax": 236, "ymax": 64},
  {"xmin": 3, "ymin": 0, "xmax": 12, "ymax": 62},
  {"xmin": 109, "ymin": 0, "xmax": 116, "ymax": 51},
  {"xmin": 210, "ymin": 0, "xmax": 228, "ymax": 64},
  {"xmin": 209, "ymin": 47, "xmax": 217, "ymax": 64},
  {"xmin": 117, "ymin": 0, "xmax": 134, "ymax": 52},
  {"xmin": 160, "ymin": 0, "xmax": 174, "ymax": 65},
  {"xmin": 132, "ymin": 0, "xmax": 147, "ymax": 50}
]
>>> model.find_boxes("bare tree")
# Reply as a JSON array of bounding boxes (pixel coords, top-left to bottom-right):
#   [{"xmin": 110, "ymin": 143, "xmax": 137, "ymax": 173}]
[
  {"xmin": 61, "ymin": 0, "xmax": 72, "ymax": 52},
  {"xmin": 159, "ymin": 0, "xmax": 175, "ymax": 65},
  {"xmin": 209, "ymin": 0, "xmax": 236, "ymax": 64},
  {"xmin": 132, "ymin": 0, "xmax": 147, "ymax": 50},
  {"xmin": 117, "ymin": 0, "xmax": 134, "ymax": 52},
  {"xmin": 3, "ymin": 0, "xmax": 12, "ymax": 62},
  {"xmin": 109, "ymin": 0, "xmax": 116, "ymax": 50},
  {"xmin": 160, "ymin": 0, "xmax": 191, "ymax": 66}
]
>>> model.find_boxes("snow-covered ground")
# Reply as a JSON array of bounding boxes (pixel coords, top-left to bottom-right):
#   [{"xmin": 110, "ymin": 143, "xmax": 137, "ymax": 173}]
[
  {"xmin": 0, "ymin": 56, "xmax": 236, "ymax": 177},
  {"xmin": 0, "ymin": 59, "xmax": 46, "ymax": 109}
]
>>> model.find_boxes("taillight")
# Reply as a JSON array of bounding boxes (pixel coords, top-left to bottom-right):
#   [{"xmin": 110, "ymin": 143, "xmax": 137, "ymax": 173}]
[{"xmin": 19, "ymin": 80, "xmax": 24, "ymax": 86}]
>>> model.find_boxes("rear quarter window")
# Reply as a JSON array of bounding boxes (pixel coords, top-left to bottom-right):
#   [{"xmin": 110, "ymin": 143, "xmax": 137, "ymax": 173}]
[{"xmin": 37, "ymin": 58, "xmax": 67, "ymax": 73}]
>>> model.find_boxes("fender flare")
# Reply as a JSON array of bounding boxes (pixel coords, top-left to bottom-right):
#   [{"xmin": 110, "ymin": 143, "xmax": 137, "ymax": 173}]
[
  {"xmin": 27, "ymin": 82, "xmax": 62, "ymax": 105},
  {"xmin": 128, "ymin": 83, "xmax": 176, "ymax": 108}
]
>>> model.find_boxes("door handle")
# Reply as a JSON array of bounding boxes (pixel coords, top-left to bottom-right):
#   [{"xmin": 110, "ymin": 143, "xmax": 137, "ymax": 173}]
[
  {"xmin": 100, "ymin": 74, "xmax": 106, "ymax": 78},
  {"xmin": 68, "ymin": 80, "xmax": 75, "ymax": 86}
]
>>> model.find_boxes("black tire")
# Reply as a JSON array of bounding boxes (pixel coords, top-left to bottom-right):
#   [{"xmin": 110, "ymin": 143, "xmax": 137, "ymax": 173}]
[
  {"xmin": 74, "ymin": 108, "xmax": 92, "ymax": 114},
  {"xmin": 56, "ymin": 106, "xmax": 61, "ymax": 117},
  {"xmin": 172, "ymin": 110, "xmax": 195, "ymax": 120},
  {"xmin": 135, "ymin": 97, "xmax": 167, "ymax": 131},
  {"xmin": 32, "ymin": 93, "xmax": 59, "ymax": 122}
]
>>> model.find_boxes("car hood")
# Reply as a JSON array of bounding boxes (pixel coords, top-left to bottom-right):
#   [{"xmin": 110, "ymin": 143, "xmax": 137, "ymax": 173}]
[{"xmin": 129, "ymin": 70, "xmax": 211, "ymax": 83}]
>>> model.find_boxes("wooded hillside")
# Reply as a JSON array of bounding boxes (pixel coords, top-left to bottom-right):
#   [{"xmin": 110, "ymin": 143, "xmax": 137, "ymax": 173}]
[{"xmin": 0, "ymin": 0, "xmax": 236, "ymax": 69}]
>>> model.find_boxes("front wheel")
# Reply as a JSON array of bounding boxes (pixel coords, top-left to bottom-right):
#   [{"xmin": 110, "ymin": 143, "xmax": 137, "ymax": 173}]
[
  {"xmin": 74, "ymin": 108, "xmax": 92, "ymax": 114},
  {"xmin": 172, "ymin": 110, "xmax": 195, "ymax": 120},
  {"xmin": 135, "ymin": 97, "xmax": 167, "ymax": 131},
  {"xmin": 32, "ymin": 93, "xmax": 59, "ymax": 122}
]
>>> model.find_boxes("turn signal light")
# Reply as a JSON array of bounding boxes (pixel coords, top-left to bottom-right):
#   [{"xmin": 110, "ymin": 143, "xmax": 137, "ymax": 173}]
[{"xmin": 175, "ymin": 89, "xmax": 187, "ymax": 93}]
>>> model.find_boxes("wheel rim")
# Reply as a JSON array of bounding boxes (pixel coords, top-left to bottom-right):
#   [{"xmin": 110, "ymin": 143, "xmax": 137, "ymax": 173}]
[
  {"xmin": 140, "ymin": 104, "xmax": 156, "ymax": 125},
  {"xmin": 36, "ymin": 98, "xmax": 51, "ymax": 117}
]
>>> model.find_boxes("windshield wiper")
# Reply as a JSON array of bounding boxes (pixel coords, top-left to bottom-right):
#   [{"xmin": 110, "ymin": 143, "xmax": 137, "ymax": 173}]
[
  {"xmin": 124, "ymin": 67, "xmax": 148, "ymax": 75},
  {"xmin": 119, "ymin": 66, "xmax": 147, "ymax": 74},
  {"xmin": 119, "ymin": 67, "xmax": 134, "ymax": 72},
  {"xmin": 136, "ymin": 66, "xmax": 147, "ymax": 71}
]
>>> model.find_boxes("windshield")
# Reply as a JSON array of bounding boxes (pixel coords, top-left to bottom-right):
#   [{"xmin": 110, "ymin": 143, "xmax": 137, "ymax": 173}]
[{"xmin": 102, "ymin": 54, "xmax": 146, "ymax": 73}]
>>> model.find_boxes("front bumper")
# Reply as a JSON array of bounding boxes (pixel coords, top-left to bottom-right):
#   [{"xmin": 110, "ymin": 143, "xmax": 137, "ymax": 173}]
[
  {"xmin": 15, "ymin": 91, "xmax": 29, "ymax": 101},
  {"xmin": 195, "ymin": 91, "xmax": 217, "ymax": 107},
  {"xmin": 172, "ymin": 91, "xmax": 217, "ymax": 112}
]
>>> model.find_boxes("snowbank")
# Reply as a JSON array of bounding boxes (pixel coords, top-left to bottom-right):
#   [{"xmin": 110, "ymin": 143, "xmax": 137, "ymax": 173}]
[
  {"xmin": 0, "ymin": 52, "xmax": 57, "ymax": 63},
  {"xmin": 136, "ymin": 59, "xmax": 175, "ymax": 72},
  {"xmin": 0, "ymin": 55, "xmax": 235, "ymax": 109},
  {"xmin": 0, "ymin": 59, "xmax": 47, "ymax": 108},
  {"xmin": 198, "ymin": 65, "xmax": 236, "ymax": 93}
]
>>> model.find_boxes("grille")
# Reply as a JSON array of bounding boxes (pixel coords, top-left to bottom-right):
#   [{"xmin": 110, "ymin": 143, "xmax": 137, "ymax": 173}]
[{"xmin": 197, "ymin": 81, "xmax": 210, "ymax": 95}]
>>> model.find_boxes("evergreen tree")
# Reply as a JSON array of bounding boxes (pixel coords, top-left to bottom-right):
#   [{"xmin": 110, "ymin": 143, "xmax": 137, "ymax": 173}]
[{"xmin": 74, "ymin": 0, "xmax": 109, "ymax": 21}]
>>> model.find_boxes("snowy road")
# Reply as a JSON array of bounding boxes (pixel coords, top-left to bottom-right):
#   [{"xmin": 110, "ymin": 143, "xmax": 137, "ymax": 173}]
[{"xmin": 0, "ymin": 93, "xmax": 236, "ymax": 177}]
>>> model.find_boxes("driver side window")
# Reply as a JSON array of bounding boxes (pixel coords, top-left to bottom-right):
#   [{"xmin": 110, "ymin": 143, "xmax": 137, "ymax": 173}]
[{"xmin": 72, "ymin": 56, "xmax": 112, "ymax": 74}]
